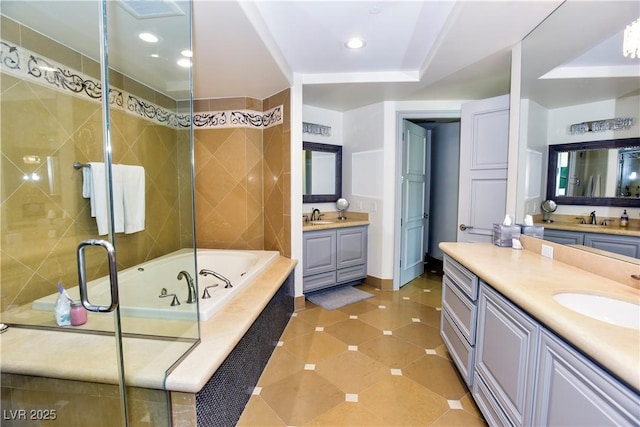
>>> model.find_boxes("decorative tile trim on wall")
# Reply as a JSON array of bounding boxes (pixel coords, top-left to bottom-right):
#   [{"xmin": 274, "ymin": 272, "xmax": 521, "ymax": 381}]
[{"xmin": 0, "ymin": 40, "xmax": 283, "ymax": 130}]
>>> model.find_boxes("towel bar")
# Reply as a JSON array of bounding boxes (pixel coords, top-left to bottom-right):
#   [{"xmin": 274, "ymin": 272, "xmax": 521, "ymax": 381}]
[{"xmin": 73, "ymin": 161, "xmax": 90, "ymax": 169}]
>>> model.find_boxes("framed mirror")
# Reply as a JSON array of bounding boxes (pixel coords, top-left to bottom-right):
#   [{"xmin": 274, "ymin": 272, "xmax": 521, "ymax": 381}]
[
  {"xmin": 547, "ymin": 137, "xmax": 640, "ymax": 207},
  {"xmin": 302, "ymin": 142, "xmax": 342, "ymax": 203}
]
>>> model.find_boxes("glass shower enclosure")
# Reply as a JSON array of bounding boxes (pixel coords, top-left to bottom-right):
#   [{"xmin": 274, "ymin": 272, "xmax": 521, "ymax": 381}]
[{"xmin": 1, "ymin": 1, "xmax": 198, "ymax": 425}]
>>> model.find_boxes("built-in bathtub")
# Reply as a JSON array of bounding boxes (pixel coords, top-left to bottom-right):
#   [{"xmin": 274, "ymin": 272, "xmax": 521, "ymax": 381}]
[{"xmin": 32, "ymin": 248, "xmax": 280, "ymax": 321}]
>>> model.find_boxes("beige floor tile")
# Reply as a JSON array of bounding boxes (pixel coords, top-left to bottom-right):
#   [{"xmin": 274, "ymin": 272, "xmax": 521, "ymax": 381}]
[
  {"xmin": 357, "ymin": 307, "xmax": 414, "ymax": 330},
  {"xmin": 315, "ymin": 350, "xmax": 390, "ymax": 393},
  {"xmin": 284, "ymin": 330, "xmax": 348, "ymax": 363},
  {"xmin": 279, "ymin": 316, "xmax": 317, "ymax": 341},
  {"xmin": 402, "ymin": 355, "xmax": 469, "ymax": 400},
  {"xmin": 359, "ymin": 375, "xmax": 450, "ymax": 426},
  {"xmin": 236, "ymin": 396, "xmax": 286, "ymax": 427},
  {"xmin": 304, "ymin": 401, "xmax": 389, "ymax": 426},
  {"xmin": 393, "ymin": 322, "xmax": 444, "ymax": 348},
  {"xmin": 430, "ymin": 408, "xmax": 488, "ymax": 426},
  {"xmin": 324, "ymin": 319, "xmax": 381, "ymax": 345},
  {"xmin": 260, "ymin": 370, "xmax": 343, "ymax": 426},
  {"xmin": 358, "ymin": 335, "xmax": 424, "ymax": 369},
  {"xmin": 460, "ymin": 393, "xmax": 485, "ymax": 418},
  {"xmin": 337, "ymin": 298, "xmax": 378, "ymax": 316},
  {"xmin": 257, "ymin": 347, "xmax": 307, "ymax": 387},
  {"xmin": 295, "ymin": 305, "xmax": 350, "ymax": 327}
]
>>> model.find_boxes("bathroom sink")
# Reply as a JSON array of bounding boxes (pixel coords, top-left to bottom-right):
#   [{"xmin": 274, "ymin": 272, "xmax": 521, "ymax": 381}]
[
  {"xmin": 553, "ymin": 293, "xmax": 640, "ymax": 330},
  {"xmin": 576, "ymin": 224, "xmax": 603, "ymax": 228},
  {"xmin": 311, "ymin": 220, "xmax": 335, "ymax": 225}
]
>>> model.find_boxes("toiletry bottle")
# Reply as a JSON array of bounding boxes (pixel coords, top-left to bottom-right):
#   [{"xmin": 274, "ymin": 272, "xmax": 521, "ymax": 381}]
[
  {"xmin": 70, "ymin": 301, "xmax": 87, "ymax": 326},
  {"xmin": 620, "ymin": 209, "xmax": 629, "ymax": 228}
]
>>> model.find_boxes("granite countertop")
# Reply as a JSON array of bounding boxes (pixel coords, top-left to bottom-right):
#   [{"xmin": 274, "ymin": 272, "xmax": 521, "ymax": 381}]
[
  {"xmin": 536, "ymin": 221, "xmax": 640, "ymax": 237},
  {"xmin": 0, "ymin": 256, "xmax": 297, "ymax": 393},
  {"xmin": 439, "ymin": 242, "xmax": 640, "ymax": 392},
  {"xmin": 303, "ymin": 217, "xmax": 369, "ymax": 231}
]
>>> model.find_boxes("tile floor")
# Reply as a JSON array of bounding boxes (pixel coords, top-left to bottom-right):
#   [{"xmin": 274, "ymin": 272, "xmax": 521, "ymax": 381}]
[{"xmin": 237, "ymin": 272, "xmax": 487, "ymax": 426}]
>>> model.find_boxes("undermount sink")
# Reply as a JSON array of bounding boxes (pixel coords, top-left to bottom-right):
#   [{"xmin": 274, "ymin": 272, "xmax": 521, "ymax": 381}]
[
  {"xmin": 553, "ymin": 293, "xmax": 640, "ymax": 330},
  {"xmin": 311, "ymin": 220, "xmax": 335, "ymax": 225}
]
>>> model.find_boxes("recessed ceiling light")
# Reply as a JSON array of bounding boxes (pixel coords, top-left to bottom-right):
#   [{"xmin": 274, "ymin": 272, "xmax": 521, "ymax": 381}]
[
  {"xmin": 138, "ymin": 32, "xmax": 159, "ymax": 43},
  {"xmin": 181, "ymin": 49, "xmax": 192, "ymax": 58},
  {"xmin": 345, "ymin": 38, "xmax": 366, "ymax": 49},
  {"xmin": 177, "ymin": 58, "xmax": 191, "ymax": 68},
  {"xmin": 150, "ymin": 53, "xmax": 159, "ymax": 58}
]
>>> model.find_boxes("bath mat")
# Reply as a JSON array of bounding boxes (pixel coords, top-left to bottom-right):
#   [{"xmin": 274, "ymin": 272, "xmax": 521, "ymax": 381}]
[{"xmin": 306, "ymin": 286, "xmax": 374, "ymax": 310}]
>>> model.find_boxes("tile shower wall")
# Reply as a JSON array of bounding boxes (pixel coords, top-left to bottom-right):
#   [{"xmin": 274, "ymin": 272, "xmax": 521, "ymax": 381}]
[
  {"xmin": 193, "ymin": 89, "xmax": 291, "ymax": 257},
  {"xmin": 0, "ymin": 17, "xmax": 190, "ymax": 312}
]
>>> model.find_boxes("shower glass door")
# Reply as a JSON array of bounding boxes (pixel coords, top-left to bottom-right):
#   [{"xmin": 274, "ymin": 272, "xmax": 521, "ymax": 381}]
[{"xmin": 1, "ymin": 1, "xmax": 197, "ymax": 425}]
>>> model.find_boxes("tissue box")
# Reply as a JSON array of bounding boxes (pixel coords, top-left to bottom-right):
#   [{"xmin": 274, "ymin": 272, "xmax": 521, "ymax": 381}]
[
  {"xmin": 520, "ymin": 225, "xmax": 544, "ymax": 239},
  {"xmin": 492, "ymin": 224, "xmax": 521, "ymax": 247}
]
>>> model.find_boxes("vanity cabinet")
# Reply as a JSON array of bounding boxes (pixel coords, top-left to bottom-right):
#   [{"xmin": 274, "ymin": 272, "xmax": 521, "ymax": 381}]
[
  {"xmin": 474, "ymin": 282, "xmax": 539, "ymax": 427},
  {"xmin": 303, "ymin": 226, "xmax": 367, "ymax": 293},
  {"xmin": 440, "ymin": 259, "xmax": 640, "ymax": 427},
  {"xmin": 440, "ymin": 255, "xmax": 479, "ymax": 387},
  {"xmin": 533, "ymin": 329, "xmax": 640, "ymax": 426},
  {"xmin": 544, "ymin": 229, "xmax": 640, "ymax": 258}
]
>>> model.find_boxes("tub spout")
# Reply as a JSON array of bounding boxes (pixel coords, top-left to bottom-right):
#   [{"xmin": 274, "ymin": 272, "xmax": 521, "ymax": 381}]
[
  {"xmin": 199, "ymin": 269, "xmax": 232, "ymax": 288},
  {"xmin": 177, "ymin": 270, "xmax": 197, "ymax": 304}
]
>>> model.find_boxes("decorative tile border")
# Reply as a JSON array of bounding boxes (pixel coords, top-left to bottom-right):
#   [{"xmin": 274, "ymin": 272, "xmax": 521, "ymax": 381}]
[{"xmin": 0, "ymin": 40, "xmax": 283, "ymax": 130}]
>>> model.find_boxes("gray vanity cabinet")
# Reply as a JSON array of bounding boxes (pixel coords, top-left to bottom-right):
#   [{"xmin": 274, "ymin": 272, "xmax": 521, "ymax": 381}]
[
  {"xmin": 303, "ymin": 226, "xmax": 367, "ymax": 293},
  {"xmin": 474, "ymin": 282, "xmax": 539, "ymax": 427},
  {"xmin": 544, "ymin": 229, "xmax": 640, "ymax": 258},
  {"xmin": 543, "ymin": 229, "xmax": 585, "ymax": 245},
  {"xmin": 440, "ymin": 255, "xmax": 479, "ymax": 387},
  {"xmin": 533, "ymin": 329, "xmax": 640, "ymax": 426}
]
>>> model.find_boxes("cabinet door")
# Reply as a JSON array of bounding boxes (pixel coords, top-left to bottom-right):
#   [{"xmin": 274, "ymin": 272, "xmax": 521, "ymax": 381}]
[
  {"xmin": 533, "ymin": 329, "xmax": 640, "ymax": 426},
  {"xmin": 475, "ymin": 283, "xmax": 538, "ymax": 427},
  {"xmin": 584, "ymin": 233, "xmax": 640, "ymax": 258},
  {"xmin": 544, "ymin": 229, "xmax": 584, "ymax": 245},
  {"xmin": 336, "ymin": 226, "xmax": 367, "ymax": 269},
  {"xmin": 303, "ymin": 230, "xmax": 336, "ymax": 276}
]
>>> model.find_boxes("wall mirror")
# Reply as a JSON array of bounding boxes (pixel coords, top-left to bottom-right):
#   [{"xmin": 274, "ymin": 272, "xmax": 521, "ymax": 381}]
[
  {"xmin": 302, "ymin": 142, "xmax": 342, "ymax": 203},
  {"xmin": 547, "ymin": 138, "xmax": 640, "ymax": 206}
]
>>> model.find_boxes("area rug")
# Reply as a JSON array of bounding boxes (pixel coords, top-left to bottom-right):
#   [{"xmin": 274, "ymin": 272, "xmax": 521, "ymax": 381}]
[{"xmin": 306, "ymin": 286, "xmax": 374, "ymax": 310}]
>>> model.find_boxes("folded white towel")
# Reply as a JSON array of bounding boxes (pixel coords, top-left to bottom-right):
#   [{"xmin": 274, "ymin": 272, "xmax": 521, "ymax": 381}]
[
  {"xmin": 112, "ymin": 164, "xmax": 125, "ymax": 234},
  {"xmin": 83, "ymin": 162, "xmax": 109, "ymax": 235},
  {"xmin": 121, "ymin": 165, "xmax": 145, "ymax": 234}
]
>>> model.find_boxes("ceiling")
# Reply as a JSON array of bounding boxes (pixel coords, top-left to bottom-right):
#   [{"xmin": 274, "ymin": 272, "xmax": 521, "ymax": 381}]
[{"xmin": 3, "ymin": 1, "xmax": 638, "ymax": 112}]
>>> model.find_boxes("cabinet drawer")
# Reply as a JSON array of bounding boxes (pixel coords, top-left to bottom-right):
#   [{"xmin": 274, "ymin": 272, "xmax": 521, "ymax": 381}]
[
  {"xmin": 337, "ymin": 264, "xmax": 366, "ymax": 284},
  {"xmin": 303, "ymin": 271, "xmax": 337, "ymax": 292},
  {"xmin": 443, "ymin": 255, "xmax": 478, "ymax": 300},
  {"xmin": 442, "ymin": 276, "xmax": 477, "ymax": 344},
  {"xmin": 473, "ymin": 373, "xmax": 513, "ymax": 427},
  {"xmin": 440, "ymin": 309, "xmax": 474, "ymax": 387}
]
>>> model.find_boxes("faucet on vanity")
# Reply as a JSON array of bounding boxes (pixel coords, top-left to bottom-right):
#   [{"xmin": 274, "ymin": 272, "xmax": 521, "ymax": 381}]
[
  {"xmin": 589, "ymin": 210, "xmax": 597, "ymax": 225},
  {"xmin": 310, "ymin": 208, "xmax": 322, "ymax": 221},
  {"xmin": 199, "ymin": 269, "xmax": 232, "ymax": 288},
  {"xmin": 177, "ymin": 270, "xmax": 197, "ymax": 304}
]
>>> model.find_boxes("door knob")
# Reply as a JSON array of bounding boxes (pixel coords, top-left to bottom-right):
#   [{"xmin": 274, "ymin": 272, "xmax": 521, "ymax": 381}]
[{"xmin": 459, "ymin": 224, "xmax": 474, "ymax": 231}]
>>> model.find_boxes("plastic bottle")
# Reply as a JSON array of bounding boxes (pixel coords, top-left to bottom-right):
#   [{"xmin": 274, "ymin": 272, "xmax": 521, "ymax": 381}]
[{"xmin": 620, "ymin": 209, "xmax": 629, "ymax": 228}]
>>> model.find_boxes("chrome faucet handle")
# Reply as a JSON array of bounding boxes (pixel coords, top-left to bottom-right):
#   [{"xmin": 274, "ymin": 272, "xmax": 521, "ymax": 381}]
[
  {"xmin": 576, "ymin": 217, "xmax": 586, "ymax": 224},
  {"xmin": 202, "ymin": 284, "xmax": 218, "ymax": 299},
  {"xmin": 159, "ymin": 292, "xmax": 180, "ymax": 306}
]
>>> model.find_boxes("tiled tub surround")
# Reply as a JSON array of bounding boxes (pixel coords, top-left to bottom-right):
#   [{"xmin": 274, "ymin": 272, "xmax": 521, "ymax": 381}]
[
  {"xmin": 439, "ymin": 238, "xmax": 640, "ymax": 392},
  {"xmin": 1, "ymin": 256, "xmax": 296, "ymax": 425},
  {"xmin": 194, "ymin": 92, "xmax": 292, "ymax": 257}
]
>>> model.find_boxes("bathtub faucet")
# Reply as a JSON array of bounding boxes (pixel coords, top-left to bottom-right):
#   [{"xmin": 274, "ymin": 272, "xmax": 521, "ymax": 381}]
[
  {"xmin": 199, "ymin": 269, "xmax": 232, "ymax": 288},
  {"xmin": 177, "ymin": 270, "xmax": 197, "ymax": 304}
]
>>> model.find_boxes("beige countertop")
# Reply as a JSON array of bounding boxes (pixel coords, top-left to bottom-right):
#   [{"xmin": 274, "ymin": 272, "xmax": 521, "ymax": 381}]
[
  {"xmin": 535, "ymin": 220, "xmax": 640, "ymax": 237},
  {"xmin": 0, "ymin": 256, "xmax": 297, "ymax": 393},
  {"xmin": 303, "ymin": 218, "xmax": 369, "ymax": 231},
  {"xmin": 439, "ymin": 242, "xmax": 640, "ymax": 392}
]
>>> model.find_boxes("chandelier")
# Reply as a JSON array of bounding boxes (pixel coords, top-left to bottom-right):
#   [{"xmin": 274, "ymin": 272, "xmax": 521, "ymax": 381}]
[{"xmin": 623, "ymin": 18, "xmax": 640, "ymax": 58}]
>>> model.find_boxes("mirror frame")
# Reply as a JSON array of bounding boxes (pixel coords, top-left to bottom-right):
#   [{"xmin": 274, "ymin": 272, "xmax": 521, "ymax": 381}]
[
  {"xmin": 546, "ymin": 137, "xmax": 640, "ymax": 207},
  {"xmin": 303, "ymin": 142, "xmax": 342, "ymax": 203}
]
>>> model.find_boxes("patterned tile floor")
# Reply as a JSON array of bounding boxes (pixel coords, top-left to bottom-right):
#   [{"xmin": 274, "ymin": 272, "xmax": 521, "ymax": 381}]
[{"xmin": 237, "ymin": 272, "xmax": 487, "ymax": 426}]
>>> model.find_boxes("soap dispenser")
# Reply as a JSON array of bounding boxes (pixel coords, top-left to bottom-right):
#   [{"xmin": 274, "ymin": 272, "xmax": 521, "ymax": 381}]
[{"xmin": 620, "ymin": 209, "xmax": 629, "ymax": 228}]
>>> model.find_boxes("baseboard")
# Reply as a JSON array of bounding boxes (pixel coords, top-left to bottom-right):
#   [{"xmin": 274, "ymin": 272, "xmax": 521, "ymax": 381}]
[{"xmin": 365, "ymin": 275, "xmax": 393, "ymax": 290}]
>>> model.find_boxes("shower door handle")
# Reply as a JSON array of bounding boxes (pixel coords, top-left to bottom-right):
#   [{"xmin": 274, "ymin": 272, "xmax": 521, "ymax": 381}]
[{"xmin": 77, "ymin": 239, "xmax": 119, "ymax": 313}]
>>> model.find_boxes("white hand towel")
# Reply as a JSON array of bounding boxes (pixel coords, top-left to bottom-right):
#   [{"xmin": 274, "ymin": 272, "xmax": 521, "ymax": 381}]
[
  {"xmin": 83, "ymin": 162, "xmax": 108, "ymax": 235},
  {"xmin": 112, "ymin": 164, "xmax": 125, "ymax": 234},
  {"xmin": 121, "ymin": 165, "xmax": 145, "ymax": 234},
  {"xmin": 593, "ymin": 174, "xmax": 601, "ymax": 197}
]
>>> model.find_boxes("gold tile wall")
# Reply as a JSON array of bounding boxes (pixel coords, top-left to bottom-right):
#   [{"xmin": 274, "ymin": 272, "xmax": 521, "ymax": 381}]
[
  {"xmin": 193, "ymin": 89, "xmax": 291, "ymax": 257},
  {"xmin": 0, "ymin": 18, "xmax": 191, "ymax": 312},
  {"xmin": 1, "ymin": 373, "xmax": 170, "ymax": 427}
]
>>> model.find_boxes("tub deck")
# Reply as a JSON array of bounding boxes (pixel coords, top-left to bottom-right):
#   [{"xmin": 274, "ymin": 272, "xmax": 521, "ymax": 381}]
[{"xmin": 0, "ymin": 256, "xmax": 297, "ymax": 392}]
